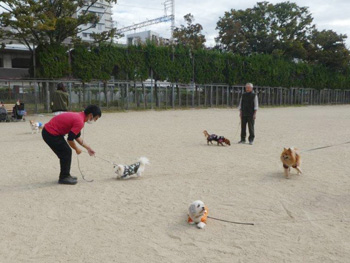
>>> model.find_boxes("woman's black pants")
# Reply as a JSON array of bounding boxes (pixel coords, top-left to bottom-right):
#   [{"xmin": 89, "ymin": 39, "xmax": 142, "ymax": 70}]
[{"xmin": 42, "ymin": 128, "xmax": 72, "ymax": 179}]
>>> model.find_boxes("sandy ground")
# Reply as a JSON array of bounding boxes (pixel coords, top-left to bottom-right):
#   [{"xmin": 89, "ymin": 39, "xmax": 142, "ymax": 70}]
[{"xmin": 1, "ymin": 106, "xmax": 350, "ymax": 263}]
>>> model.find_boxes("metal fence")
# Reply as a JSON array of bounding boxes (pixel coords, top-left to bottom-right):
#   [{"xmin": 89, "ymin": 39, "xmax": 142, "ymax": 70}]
[{"xmin": 1, "ymin": 79, "xmax": 350, "ymax": 114}]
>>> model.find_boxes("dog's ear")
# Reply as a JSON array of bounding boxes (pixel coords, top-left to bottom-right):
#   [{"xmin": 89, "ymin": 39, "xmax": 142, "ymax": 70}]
[
  {"xmin": 284, "ymin": 147, "xmax": 287, "ymax": 151},
  {"xmin": 189, "ymin": 204, "xmax": 196, "ymax": 215}
]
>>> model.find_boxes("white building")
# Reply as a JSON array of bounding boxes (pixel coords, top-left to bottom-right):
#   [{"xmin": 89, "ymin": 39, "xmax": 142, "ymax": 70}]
[
  {"xmin": 77, "ymin": 0, "xmax": 114, "ymax": 42},
  {"xmin": 127, "ymin": 31, "xmax": 160, "ymax": 45}
]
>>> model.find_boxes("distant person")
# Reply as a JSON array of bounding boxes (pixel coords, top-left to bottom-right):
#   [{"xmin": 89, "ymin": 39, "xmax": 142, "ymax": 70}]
[
  {"xmin": 42, "ymin": 105, "xmax": 101, "ymax": 185},
  {"xmin": 51, "ymin": 82, "xmax": 69, "ymax": 115},
  {"xmin": 238, "ymin": 83, "xmax": 258, "ymax": 145}
]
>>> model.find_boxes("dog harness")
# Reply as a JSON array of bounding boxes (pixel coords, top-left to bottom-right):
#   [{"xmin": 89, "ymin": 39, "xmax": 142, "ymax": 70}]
[
  {"xmin": 121, "ymin": 162, "xmax": 141, "ymax": 178},
  {"xmin": 208, "ymin": 134, "xmax": 225, "ymax": 143}
]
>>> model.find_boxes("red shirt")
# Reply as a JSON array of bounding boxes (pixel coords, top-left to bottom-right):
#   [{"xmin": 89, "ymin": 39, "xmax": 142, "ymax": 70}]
[{"xmin": 44, "ymin": 112, "xmax": 85, "ymax": 136}]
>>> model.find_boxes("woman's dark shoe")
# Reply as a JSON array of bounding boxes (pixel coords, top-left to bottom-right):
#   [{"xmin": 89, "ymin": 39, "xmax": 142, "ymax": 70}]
[{"xmin": 58, "ymin": 175, "xmax": 77, "ymax": 185}]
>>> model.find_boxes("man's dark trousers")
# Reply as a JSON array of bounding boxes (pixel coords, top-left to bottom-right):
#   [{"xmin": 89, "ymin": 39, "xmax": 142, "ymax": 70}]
[
  {"xmin": 42, "ymin": 128, "xmax": 72, "ymax": 178},
  {"xmin": 241, "ymin": 116, "xmax": 255, "ymax": 142}
]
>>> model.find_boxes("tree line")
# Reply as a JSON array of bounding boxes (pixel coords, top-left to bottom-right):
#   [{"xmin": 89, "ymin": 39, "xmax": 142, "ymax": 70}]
[{"xmin": 0, "ymin": 1, "xmax": 349, "ymax": 89}]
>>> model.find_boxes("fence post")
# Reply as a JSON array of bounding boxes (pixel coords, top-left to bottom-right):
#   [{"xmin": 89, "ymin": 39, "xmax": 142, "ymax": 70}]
[
  {"xmin": 300, "ymin": 89, "xmax": 303, "ymax": 105},
  {"xmin": 171, "ymin": 84, "xmax": 174, "ymax": 109},
  {"xmin": 191, "ymin": 85, "xmax": 194, "ymax": 108},
  {"xmin": 142, "ymin": 82, "xmax": 146, "ymax": 109},
  {"xmin": 221, "ymin": 86, "xmax": 224, "ymax": 106},
  {"xmin": 210, "ymin": 85, "xmax": 213, "ymax": 107},
  {"xmin": 226, "ymin": 86, "xmax": 229, "ymax": 107},
  {"xmin": 197, "ymin": 85, "xmax": 200, "ymax": 107},
  {"xmin": 186, "ymin": 87, "xmax": 189, "ymax": 108},
  {"xmin": 158, "ymin": 84, "xmax": 161, "ymax": 109},
  {"xmin": 177, "ymin": 84, "xmax": 181, "ymax": 107},
  {"xmin": 150, "ymin": 78, "xmax": 153, "ymax": 109},
  {"xmin": 126, "ymin": 82, "xmax": 129, "ymax": 110},
  {"xmin": 231, "ymin": 87, "xmax": 235, "ymax": 107},
  {"xmin": 165, "ymin": 86, "xmax": 167, "ymax": 109},
  {"xmin": 33, "ymin": 81, "xmax": 38, "ymax": 114},
  {"xmin": 46, "ymin": 83, "xmax": 50, "ymax": 113}
]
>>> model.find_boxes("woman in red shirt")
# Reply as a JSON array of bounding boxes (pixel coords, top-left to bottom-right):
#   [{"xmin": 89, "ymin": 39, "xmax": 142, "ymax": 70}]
[{"xmin": 42, "ymin": 105, "xmax": 101, "ymax": 185}]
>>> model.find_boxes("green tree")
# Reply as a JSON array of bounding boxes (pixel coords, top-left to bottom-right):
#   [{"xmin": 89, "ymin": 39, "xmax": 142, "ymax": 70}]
[
  {"xmin": 173, "ymin": 13, "xmax": 206, "ymax": 50},
  {"xmin": 216, "ymin": 1, "xmax": 314, "ymax": 59},
  {"xmin": 0, "ymin": 0, "xmax": 118, "ymax": 50},
  {"xmin": 308, "ymin": 29, "xmax": 350, "ymax": 71},
  {"xmin": 34, "ymin": 44, "xmax": 70, "ymax": 78}
]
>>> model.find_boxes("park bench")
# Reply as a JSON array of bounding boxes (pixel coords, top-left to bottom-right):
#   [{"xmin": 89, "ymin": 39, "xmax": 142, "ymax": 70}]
[
  {"xmin": 0, "ymin": 103, "xmax": 26, "ymax": 122},
  {"xmin": 3, "ymin": 104, "xmax": 13, "ymax": 115},
  {"xmin": 0, "ymin": 104, "xmax": 13, "ymax": 122}
]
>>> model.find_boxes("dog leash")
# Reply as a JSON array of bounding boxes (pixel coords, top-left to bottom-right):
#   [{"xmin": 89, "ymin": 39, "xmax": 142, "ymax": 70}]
[
  {"xmin": 232, "ymin": 120, "xmax": 241, "ymax": 141},
  {"xmin": 207, "ymin": 216, "xmax": 254, "ymax": 226},
  {"xmin": 76, "ymin": 151, "xmax": 119, "ymax": 183},
  {"xmin": 93, "ymin": 154, "xmax": 117, "ymax": 166},
  {"xmin": 300, "ymin": 141, "xmax": 350, "ymax": 153},
  {"xmin": 76, "ymin": 154, "xmax": 94, "ymax": 182}
]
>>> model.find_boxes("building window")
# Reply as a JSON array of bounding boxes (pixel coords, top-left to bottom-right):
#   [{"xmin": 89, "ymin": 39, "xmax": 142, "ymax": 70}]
[
  {"xmin": 98, "ymin": 24, "xmax": 103, "ymax": 30},
  {"xmin": 83, "ymin": 33, "xmax": 88, "ymax": 38},
  {"xmin": 0, "ymin": 58, "xmax": 3, "ymax": 68},
  {"xmin": 11, "ymin": 58, "xmax": 31, "ymax": 69}
]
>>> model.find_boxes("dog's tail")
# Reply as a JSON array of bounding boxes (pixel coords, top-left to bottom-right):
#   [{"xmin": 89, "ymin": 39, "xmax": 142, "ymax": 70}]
[{"xmin": 138, "ymin": 157, "xmax": 150, "ymax": 165}]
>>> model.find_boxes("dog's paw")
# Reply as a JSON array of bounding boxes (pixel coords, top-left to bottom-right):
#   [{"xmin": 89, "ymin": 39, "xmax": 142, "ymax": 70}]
[
  {"xmin": 197, "ymin": 222, "xmax": 206, "ymax": 229},
  {"xmin": 189, "ymin": 221, "xmax": 195, "ymax": 225}
]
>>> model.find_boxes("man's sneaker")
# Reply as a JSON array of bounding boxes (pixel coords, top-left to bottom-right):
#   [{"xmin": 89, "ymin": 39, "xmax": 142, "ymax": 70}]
[
  {"xmin": 238, "ymin": 140, "xmax": 246, "ymax": 144},
  {"xmin": 249, "ymin": 141, "xmax": 253, "ymax": 145},
  {"xmin": 58, "ymin": 175, "xmax": 77, "ymax": 185}
]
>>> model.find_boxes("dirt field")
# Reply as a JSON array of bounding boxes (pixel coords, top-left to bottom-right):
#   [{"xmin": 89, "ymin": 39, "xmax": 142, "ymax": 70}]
[{"xmin": 1, "ymin": 106, "xmax": 349, "ymax": 263}]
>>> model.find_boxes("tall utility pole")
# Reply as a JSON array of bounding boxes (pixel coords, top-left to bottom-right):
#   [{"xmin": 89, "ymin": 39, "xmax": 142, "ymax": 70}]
[
  {"xmin": 164, "ymin": 0, "xmax": 175, "ymax": 43},
  {"xmin": 115, "ymin": 0, "xmax": 175, "ymax": 39}
]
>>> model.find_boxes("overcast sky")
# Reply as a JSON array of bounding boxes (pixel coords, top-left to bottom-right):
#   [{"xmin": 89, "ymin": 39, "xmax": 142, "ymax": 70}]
[{"xmin": 112, "ymin": 0, "xmax": 350, "ymax": 47}]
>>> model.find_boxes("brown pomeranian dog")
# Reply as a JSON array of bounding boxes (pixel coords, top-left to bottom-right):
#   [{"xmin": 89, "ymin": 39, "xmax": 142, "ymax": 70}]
[
  {"xmin": 280, "ymin": 147, "xmax": 302, "ymax": 178},
  {"xmin": 203, "ymin": 130, "xmax": 231, "ymax": 146}
]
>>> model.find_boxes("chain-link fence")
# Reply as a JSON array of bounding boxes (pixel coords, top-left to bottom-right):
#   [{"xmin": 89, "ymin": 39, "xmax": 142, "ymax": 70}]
[{"xmin": 1, "ymin": 79, "xmax": 350, "ymax": 114}]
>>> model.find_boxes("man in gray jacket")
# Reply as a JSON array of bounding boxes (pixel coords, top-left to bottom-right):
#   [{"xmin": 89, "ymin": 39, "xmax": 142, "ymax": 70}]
[{"xmin": 238, "ymin": 83, "xmax": 258, "ymax": 145}]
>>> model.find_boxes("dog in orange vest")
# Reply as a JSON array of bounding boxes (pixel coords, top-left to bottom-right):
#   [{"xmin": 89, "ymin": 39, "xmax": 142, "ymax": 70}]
[{"xmin": 188, "ymin": 200, "xmax": 208, "ymax": 229}]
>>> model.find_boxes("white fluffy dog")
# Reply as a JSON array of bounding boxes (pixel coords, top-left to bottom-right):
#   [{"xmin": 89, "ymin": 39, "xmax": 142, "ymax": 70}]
[
  {"xmin": 187, "ymin": 200, "xmax": 209, "ymax": 229},
  {"xmin": 29, "ymin": 120, "xmax": 43, "ymax": 134},
  {"xmin": 114, "ymin": 157, "xmax": 149, "ymax": 179}
]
